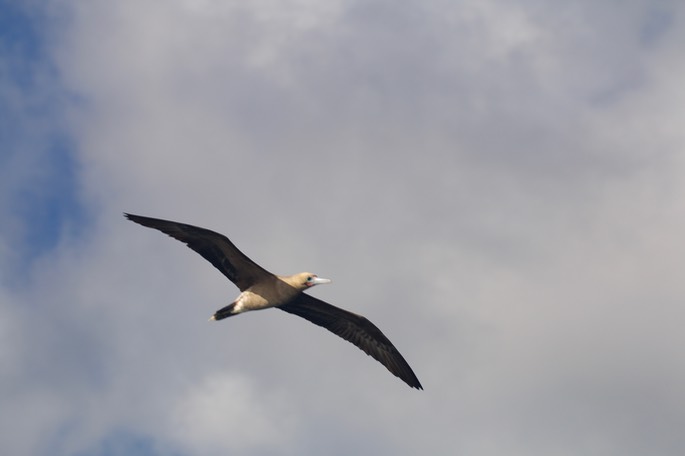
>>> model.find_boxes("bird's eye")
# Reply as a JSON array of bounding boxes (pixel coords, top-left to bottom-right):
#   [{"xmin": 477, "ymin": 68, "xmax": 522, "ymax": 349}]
[{"xmin": 306, "ymin": 276, "xmax": 312, "ymax": 282}]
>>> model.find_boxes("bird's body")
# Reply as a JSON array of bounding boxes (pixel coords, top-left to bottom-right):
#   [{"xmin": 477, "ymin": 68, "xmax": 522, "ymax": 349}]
[
  {"xmin": 212, "ymin": 272, "xmax": 325, "ymax": 317},
  {"xmin": 125, "ymin": 213, "xmax": 422, "ymax": 390}
]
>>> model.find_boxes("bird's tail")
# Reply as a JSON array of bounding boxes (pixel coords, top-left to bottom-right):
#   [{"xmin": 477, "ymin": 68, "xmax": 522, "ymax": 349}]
[{"xmin": 209, "ymin": 302, "xmax": 237, "ymax": 321}]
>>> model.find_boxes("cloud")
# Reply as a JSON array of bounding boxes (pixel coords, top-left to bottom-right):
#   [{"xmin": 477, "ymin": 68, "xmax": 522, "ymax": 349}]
[
  {"xmin": 2, "ymin": 0, "xmax": 685, "ymax": 455},
  {"xmin": 167, "ymin": 372, "xmax": 298, "ymax": 454}
]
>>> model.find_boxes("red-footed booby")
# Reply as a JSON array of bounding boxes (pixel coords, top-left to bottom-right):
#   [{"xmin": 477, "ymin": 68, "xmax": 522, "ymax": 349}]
[{"xmin": 125, "ymin": 213, "xmax": 422, "ymax": 390}]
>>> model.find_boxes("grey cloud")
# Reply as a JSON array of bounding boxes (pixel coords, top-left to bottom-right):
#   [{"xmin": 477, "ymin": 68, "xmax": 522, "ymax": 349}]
[{"xmin": 2, "ymin": 0, "xmax": 685, "ymax": 455}]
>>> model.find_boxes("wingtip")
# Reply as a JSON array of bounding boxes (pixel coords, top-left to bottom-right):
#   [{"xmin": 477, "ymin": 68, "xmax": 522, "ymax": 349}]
[
  {"xmin": 407, "ymin": 374, "xmax": 423, "ymax": 390},
  {"xmin": 405, "ymin": 377, "xmax": 423, "ymax": 390}
]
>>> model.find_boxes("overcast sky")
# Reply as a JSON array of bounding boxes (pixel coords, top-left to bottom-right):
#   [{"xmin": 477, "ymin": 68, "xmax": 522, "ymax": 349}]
[{"xmin": 2, "ymin": 1, "xmax": 685, "ymax": 455}]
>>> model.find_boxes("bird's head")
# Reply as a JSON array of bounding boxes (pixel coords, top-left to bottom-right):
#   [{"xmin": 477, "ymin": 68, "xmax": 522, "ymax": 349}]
[{"xmin": 297, "ymin": 272, "xmax": 331, "ymax": 289}]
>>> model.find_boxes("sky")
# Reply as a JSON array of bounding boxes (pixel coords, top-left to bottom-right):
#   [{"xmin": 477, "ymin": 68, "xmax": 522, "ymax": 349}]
[{"xmin": 2, "ymin": 0, "xmax": 685, "ymax": 455}]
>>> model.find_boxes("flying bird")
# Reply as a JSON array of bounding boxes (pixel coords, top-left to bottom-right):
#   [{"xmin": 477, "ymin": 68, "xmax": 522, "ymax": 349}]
[{"xmin": 124, "ymin": 213, "xmax": 422, "ymax": 389}]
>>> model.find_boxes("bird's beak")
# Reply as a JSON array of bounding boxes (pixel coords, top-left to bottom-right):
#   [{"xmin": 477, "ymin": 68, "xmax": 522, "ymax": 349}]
[{"xmin": 311, "ymin": 277, "xmax": 331, "ymax": 285}]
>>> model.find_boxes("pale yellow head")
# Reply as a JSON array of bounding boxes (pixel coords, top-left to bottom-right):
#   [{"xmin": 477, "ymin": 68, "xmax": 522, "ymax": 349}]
[{"xmin": 289, "ymin": 272, "xmax": 332, "ymax": 290}]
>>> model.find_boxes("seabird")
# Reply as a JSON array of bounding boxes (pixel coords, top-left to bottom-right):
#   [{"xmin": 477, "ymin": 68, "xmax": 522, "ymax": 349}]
[{"xmin": 125, "ymin": 213, "xmax": 422, "ymax": 389}]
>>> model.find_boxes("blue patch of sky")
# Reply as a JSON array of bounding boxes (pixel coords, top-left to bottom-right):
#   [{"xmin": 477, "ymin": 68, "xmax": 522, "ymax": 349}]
[
  {"xmin": 0, "ymin": 1, "xmax": 88, "ymax": 279},
  {"xmin": 639, "ymin": 5, "xmax": 674, "ymax": 47},
  {"xmin": 585, "ymin": 4, "xmax": 673, "ymax": 109},
  {"xmin": 64, "ymin": 430, "xmax": 181, "ymax": 456},
  {"xmin": 0, "ymin": 1, "xmax": 42, "ymax": 63},
  {"xmin": 72, "ymin": 430, "xmax": 183, "ymax": 456}
]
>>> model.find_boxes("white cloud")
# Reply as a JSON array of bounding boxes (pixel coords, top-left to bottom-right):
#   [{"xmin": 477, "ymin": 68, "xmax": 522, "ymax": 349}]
[{"xmin": 167, "ymin": 372, "xmax": 298, "ymax": 454}]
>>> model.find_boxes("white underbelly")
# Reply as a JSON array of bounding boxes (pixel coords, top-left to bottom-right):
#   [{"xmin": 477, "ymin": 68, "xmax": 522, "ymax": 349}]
[{"xmin": 233, "ymin": 290, "xmax": 278, "ymax": 313}]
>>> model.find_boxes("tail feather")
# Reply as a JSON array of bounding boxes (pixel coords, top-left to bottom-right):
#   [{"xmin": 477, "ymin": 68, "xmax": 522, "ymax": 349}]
[{"xmin": 210, "ymin": 302, "xmax": 237, "ymax": 321}]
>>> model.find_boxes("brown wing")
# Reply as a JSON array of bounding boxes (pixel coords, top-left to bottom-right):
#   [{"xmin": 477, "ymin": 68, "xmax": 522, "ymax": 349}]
[
  {"xmin": 278, "ymin": 294, "xmax": 423, "ymax": 390},
  {"xmin": 124, "ymin": 213, "xmax": 272, "ymax": 290}
]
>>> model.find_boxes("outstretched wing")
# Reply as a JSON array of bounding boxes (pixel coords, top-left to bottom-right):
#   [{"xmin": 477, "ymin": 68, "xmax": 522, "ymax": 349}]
[
  {"xmin": 278, "ymin": 293, "xmax": 423, "ymax": 389},
  {"xmin": 125, "ymin": 213, "xmax": 272, "ymax": 290}
]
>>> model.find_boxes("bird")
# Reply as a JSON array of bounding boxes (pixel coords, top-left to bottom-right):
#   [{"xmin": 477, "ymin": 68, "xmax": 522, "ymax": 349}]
[{"xmin": 124, "ymin": 213, "xmax": 423, "ymax": 389}]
